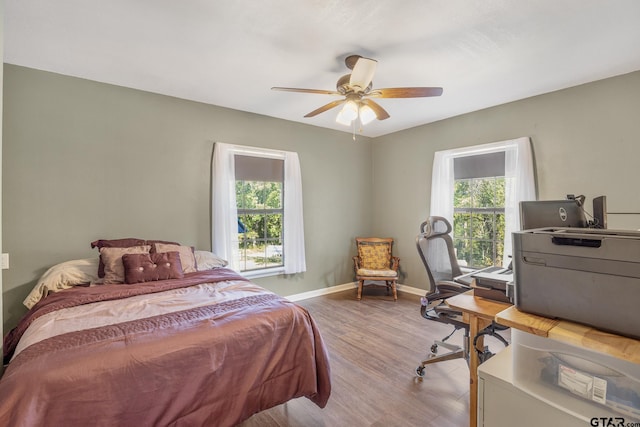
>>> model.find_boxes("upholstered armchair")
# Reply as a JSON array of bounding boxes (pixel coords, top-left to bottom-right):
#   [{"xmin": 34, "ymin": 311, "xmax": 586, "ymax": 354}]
[{"xmin": 352, "ymin": 237, "xmax": 400, "ymax": 301}]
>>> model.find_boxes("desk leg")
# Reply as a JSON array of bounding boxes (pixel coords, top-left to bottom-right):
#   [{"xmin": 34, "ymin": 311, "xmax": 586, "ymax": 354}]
[{"xmin": 468, "ymin": 315, "xmax": 493, "ymax": 427}]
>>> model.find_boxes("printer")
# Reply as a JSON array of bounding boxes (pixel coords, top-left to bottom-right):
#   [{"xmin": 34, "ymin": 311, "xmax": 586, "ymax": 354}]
[
  {"xmin": 512, "ymin": 227, "xmax": 640, "ymax": 340},
  {"xmin": 471, "ymin": 269, "xmax": 513, "ymax": 303}
]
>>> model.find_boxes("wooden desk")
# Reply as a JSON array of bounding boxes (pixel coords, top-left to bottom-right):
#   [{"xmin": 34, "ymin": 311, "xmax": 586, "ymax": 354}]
[
  {"xmin": 496, "ymin": 305, "xmax": 640, "ymax": 364},
  {"xmin": 446, "ymin": 291, "xmax": 512, "ymax": 427}
]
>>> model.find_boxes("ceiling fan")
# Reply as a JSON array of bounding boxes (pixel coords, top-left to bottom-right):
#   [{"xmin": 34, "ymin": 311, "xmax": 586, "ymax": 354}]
[{"xmin": 272, "ymin": 55, "xmax": 443, "ymax": 127}]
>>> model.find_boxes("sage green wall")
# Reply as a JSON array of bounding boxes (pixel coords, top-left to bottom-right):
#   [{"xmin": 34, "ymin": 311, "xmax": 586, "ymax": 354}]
[
  {"xmin": 372, "ymin": 70, "xmax": 640, "ymax": 291},
  {"xmin": 2, "ymin": 64, "xmax": 373, "ymax": 331},
  {"xmin": 4, "ymin": 63, "xmax": 639, "ymax": 331},
  {"xmin": 0, "ymin": 1, "xmax": 5, "ymax": 347}
]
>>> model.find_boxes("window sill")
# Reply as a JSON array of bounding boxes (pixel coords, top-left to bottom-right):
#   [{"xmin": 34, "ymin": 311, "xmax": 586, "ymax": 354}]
[{"xmin": 241, "ymin": 267, "xmax": 285, "ymax": 279}]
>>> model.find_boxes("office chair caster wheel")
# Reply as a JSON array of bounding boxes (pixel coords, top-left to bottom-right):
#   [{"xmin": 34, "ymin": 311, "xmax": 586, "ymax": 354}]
[
  {"xmin": 430, "ymin": 344, "xmax": 438, "ymax": 354},
  {"xmin": 415, "ymin": 366, "xmax": 426, "ymax": 378}
]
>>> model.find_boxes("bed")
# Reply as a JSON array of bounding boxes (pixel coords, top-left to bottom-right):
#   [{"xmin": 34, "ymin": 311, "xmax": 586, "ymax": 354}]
[{"xmin": 0, "ymin": 240, "xmax": 331, "ymax": 426}]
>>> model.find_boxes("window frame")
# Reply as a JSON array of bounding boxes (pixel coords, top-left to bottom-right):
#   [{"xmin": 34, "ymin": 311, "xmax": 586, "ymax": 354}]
[
  {"xmin": 235, "ymin": 178, "xmax": 285, "ymax": 275},
  {"xmin": 212, "ymin": 142, "xmax": 306, "ymax": 279},
  {"xmin": 429, "ymin": 137, "xmax": 535, "ymax": 269}
]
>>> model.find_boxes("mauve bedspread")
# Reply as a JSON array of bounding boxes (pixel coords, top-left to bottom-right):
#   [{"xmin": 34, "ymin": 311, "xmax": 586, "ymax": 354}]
[{"xmin": 0, "ymin": 268, "xmax": 331, "ymax": 426}]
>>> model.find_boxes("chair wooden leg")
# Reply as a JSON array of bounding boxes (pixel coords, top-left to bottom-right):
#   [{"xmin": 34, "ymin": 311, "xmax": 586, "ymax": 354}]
[
  {"xmin": 357, "ymin": 280, "xmax": 363, "ymax": 300},
  {"xmin": 391, "ymin": 280, "xmax": 397, "ymax": 301}
]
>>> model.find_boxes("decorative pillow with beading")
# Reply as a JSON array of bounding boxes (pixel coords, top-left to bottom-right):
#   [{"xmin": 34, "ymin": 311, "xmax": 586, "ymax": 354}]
[
  {"xmin": 122, "ymin": 251, "xmax": 184, "ymax": 284},
  {"xmin": 358, "ymin": 243, "xmax": 391, "ymax": 270}
]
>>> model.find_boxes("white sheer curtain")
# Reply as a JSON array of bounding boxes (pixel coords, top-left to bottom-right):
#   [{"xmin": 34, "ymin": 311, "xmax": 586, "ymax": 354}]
[
  {"xmin": 503, "ymin": 137, "xmax": 536, "ymax": 265},
  {"xmin": 428, "ymin": 151, "xmax": 455, "ymax": 273},
  {"xmin": 211, "ymin": 142, "xmax": 306, "ymax": 274},
  {"xmin": 212, "ymin": 142, "xmax": 240, "ymax": 270},
  {"xmin": 283, "ymin": 151, "xmax": 306, "ymax": 274},
  {"xmin": 429, "ymin": 137, "xmax": 536, "ymax": 268}
]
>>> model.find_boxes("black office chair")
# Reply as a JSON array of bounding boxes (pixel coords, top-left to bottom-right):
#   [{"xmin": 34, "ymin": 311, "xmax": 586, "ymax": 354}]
[
  {"xmin": 415, "ymin": 216, "xmax": 509, "ymax": 377},
  {"xmin": 415, "ymin": 216, "xmax": 472, "ymax": 377}
]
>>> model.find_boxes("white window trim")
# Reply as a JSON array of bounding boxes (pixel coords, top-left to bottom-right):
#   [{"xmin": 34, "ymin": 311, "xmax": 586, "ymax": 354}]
[
  {"xmin": 212, "ymin": 142, "xmax": 306, "ymax": 277},
  {"xmin": 242, "ymin": 266, "xmax": 286, "ymax": 280},
  {"xmin": 430, "ymin": 137, "xmax": 536, "ymax": 268}
]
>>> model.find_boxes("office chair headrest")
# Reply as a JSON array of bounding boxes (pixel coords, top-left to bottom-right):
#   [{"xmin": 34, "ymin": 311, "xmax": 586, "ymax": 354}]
[{"xmin": 420, "ymin": 216, "xmax": 452, "ymax": 238}]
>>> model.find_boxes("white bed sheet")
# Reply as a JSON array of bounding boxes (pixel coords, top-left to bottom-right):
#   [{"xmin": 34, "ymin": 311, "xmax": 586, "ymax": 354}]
[{"xmin": 13, "ymin": 279, "xmax": 268, "ymax": 360}]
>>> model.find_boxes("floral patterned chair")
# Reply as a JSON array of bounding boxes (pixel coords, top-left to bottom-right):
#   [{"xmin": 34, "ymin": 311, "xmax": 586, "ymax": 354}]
[{"xmin": 352, "ymin": 237, "xmax": 400, "ymax": 301}]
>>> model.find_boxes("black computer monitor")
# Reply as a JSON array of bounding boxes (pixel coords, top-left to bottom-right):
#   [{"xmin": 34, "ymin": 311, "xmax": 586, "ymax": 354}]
[
  {"xmin": 592, "ymin": 195, "xmax": 607, "ymax": 229},
  {"xmin": 519, "ymin": 200, "xmax": 587, "ymax": 230}
]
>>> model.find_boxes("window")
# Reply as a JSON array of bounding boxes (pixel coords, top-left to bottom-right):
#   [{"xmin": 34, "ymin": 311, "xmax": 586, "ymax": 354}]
[
  {"xmin": 453, "ymin": 176, "xmax": 505, "ymax": 267},
  {"xmin": 212, "ymin": 143, "xmax": 306, "ymax": 277},
  {"xmin": 452, "ymin": 151, "xmax": 506, "ymax": 267},
  {"xmin": 430, "ymin": 137, "xmax": 535, "ymax": 269},
  {"xmin": 235, "ymin": 155, "xmax": 284, "ymax": 272}
]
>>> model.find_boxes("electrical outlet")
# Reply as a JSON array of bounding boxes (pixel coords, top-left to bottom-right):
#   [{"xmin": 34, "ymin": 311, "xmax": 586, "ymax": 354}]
[{"xmin": 2, "ymin": 253, "xmax": 9, "ymax": 270}]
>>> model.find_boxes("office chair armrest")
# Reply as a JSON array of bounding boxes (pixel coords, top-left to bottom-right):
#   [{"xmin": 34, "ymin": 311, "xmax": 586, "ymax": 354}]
[
  {"xmin": 437, "ymin": 280, "xmax": 471, "ymax": 293},
  {"xmin": 391, "ymin": 256, "xmax": 400, "ymax": 271}
]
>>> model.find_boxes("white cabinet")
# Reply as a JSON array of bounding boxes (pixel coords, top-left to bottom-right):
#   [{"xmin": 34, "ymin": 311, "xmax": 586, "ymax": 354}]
[{"xmin": 478, "ymin": 346, "xmax": 586, "ymax": 427}]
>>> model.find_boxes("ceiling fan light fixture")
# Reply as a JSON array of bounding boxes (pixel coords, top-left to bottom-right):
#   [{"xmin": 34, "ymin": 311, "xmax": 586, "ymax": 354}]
[
  {"xmin": 335, "ymin": 114, "xmax": 352, "ymax": 126},
  {"xmin": 358, "ymin": 104, "xmax": 376, "ymax": 125},
  {"xmin": 336, "ymin": 100, "xmax": 358, "ymax": 125},
  {"xmin": 273, "ymin": 55, "xmax": 443, "ymax": 128}
]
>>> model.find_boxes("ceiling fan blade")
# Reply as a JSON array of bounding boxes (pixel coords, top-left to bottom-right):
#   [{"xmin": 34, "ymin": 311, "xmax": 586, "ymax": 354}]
[
  {"xmin": 370, "ymin": 87, "xmax": 443, "ymax": 98},
  {"xmin": 304, "ymin": 99, "xmax": 346, "ymax": 118},
  {"xmin": 272, "ymin": 87, "xmax": 341, "ymax": 96},
  {"xmin": 361, "ymin": 99, "xmax": 390, "ymax": 120},
  {"xmin": 349, "ymin": 57, "xmax": 377, "ymax": 91}
]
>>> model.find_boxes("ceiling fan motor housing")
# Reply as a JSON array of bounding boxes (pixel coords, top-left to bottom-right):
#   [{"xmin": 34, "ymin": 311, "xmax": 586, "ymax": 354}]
[
  {"xmin": 336, "ymin": 74, "xmax": 372, "ymax": 95},
  {"xmin": 336, "ymin": 74, "xmax": 351, "ymax": 94}
]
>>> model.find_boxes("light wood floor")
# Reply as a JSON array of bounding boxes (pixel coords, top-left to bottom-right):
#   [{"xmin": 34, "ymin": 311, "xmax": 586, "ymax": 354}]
[{"xmin": 239, "ymin": 287, "xmax": 471, "ymax": 427}]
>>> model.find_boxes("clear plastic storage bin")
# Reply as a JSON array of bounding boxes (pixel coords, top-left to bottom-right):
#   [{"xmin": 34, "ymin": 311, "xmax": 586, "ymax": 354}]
[{"xmin": 511, "ymin": 329, "xmax": 640, "ymax": 422}]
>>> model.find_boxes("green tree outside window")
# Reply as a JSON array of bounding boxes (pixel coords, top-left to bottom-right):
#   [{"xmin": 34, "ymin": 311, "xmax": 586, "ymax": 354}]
[
  {"xmin": 236, "ymin": 181, "xmax": 284, "ymax": 271},
  {"xmin": 453, "ymin": 177, "xmax": 505, "ymax": 267}
]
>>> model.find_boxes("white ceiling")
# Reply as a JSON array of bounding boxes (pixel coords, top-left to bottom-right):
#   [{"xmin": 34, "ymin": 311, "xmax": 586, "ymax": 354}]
[{"xmin": 5, "ymin": 0, "xmax": 640, "ymax": 137}]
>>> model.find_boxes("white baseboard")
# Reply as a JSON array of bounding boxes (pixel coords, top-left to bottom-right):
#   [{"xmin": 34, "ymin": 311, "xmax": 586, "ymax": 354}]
[
  {"xmin": 285, "ymin": 282, "xmax": 426, "ymax": 302},
  {"xmin": 285, "ymin": 282, "xmax": 356, "ymax": 301},
  {"xmin": 397, "ymin": 284, "xmax": 428, "ymax": 296}
]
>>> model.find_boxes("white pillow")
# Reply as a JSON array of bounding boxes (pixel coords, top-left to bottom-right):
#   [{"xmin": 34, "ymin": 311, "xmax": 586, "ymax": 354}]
[
  {"xmin": 195, "ymin": 250, "xmax": 228, "ymax": 270},
  {"xmin": 23, "ymin": 258, "xmax": 100, "ymax": 309}
]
